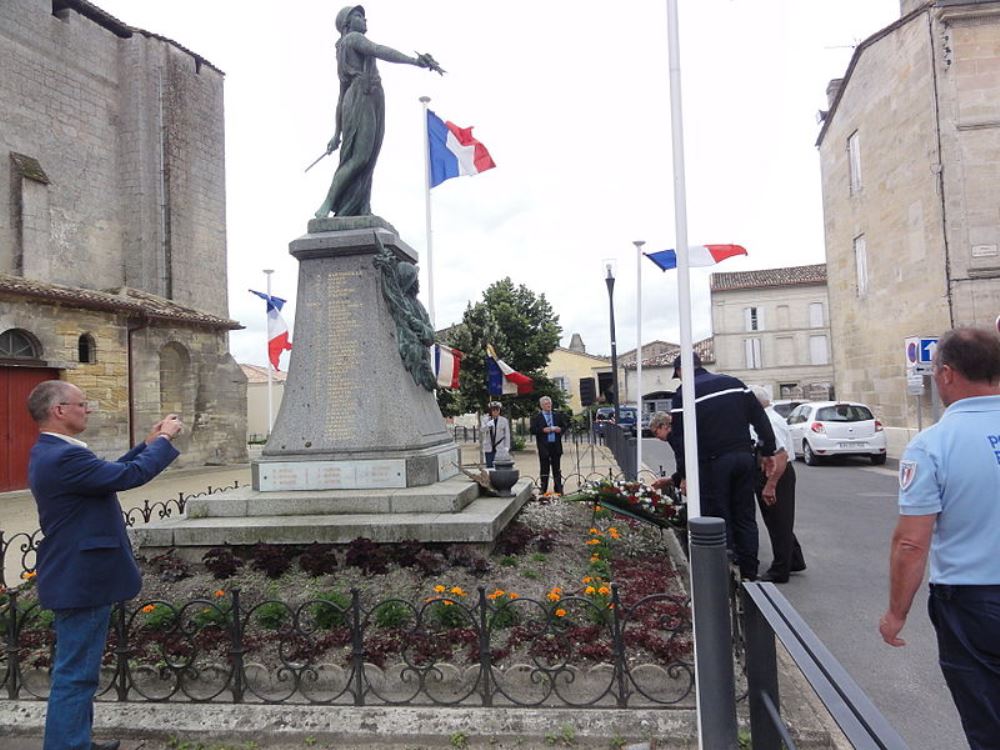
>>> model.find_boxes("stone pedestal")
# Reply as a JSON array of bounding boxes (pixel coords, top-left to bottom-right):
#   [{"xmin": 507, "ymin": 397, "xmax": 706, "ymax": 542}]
[
  {"xmin": 254, "ymin": 217, "xmax": 457, "ymax": 491},
  {"xmin": 135, "ymin": 217, "xmax": 530, "ymax": 554}
]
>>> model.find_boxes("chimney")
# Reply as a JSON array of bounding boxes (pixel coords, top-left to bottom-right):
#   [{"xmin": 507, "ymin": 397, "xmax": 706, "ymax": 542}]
[{"xmin": 826, "ymin": 78, "xmax": 844, "ymax": 108}]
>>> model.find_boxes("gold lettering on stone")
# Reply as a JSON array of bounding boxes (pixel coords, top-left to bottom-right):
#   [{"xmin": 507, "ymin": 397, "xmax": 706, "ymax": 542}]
[{"xmin": 325, "ymin": 270, "xmax": 364, "ymax": 443}]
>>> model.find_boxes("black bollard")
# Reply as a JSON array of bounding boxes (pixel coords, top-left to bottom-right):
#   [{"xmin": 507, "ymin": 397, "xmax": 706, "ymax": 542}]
[{"xmin": 688, "ymin": 516, "xmax": 739, "ymax": 749}]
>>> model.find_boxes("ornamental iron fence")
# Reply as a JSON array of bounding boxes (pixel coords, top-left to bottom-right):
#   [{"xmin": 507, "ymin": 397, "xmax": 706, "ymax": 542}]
[{"xmin": 1, "ymin": 585, "xmax": 694, "ymax": 708}]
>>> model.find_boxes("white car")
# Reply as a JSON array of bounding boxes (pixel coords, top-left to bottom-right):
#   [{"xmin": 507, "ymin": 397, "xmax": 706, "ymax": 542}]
[{"xmin": 786, "ymin": 401, "xmax": 887, "ymax": 466}]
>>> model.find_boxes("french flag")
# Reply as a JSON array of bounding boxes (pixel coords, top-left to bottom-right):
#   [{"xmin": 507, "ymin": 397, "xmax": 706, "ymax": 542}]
[
  {"xmin": 644, "ymin": 244, "xmax": 748, "ymax": 272},
  {"xmin": 486, "ymin": 344, "xmax": 533, "ymax": 396},
  {"xmin": 433, "ymin": 343, "xmax": 463, "ymax": 389},
  {"xmin": 249, "ymin": 290, "xmax": 293, "ymax": 371},
  {"xmin": 427, "ymin": 109, "xmax": 496, "ymax": 188}
]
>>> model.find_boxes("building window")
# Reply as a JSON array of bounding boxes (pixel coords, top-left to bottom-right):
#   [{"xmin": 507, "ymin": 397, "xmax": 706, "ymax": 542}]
[
  {"xmin": 743, "ymin": 306, "xmax": 763, "ymax": 332},
  {"xmin": 854, "ymin": 235, "xmax": 868, "ymax": 297},
  {"xmin": 809, "ymin": 335, "xmax": 829, "ymax": 365},
  {"xmin": 776, "ymin": 305, "xmax": 790, "ymax": 329},
  {"xmin": 78, "ymin": 333, "xmax": 96, "ymax": 364},
  {"xmin": 809, "ymin": 302, "xmax": 825, "ymax": 328},
  {"xmin": 0, "ymin": 329, "xmax": 41, "ymax": 360},
  {"xmin": 553, "ymin": 376, "xmax": 569, "ymax": 394},
  {"xmin": 848, "ymin": 130, "xmax": 862, "ymax": 194},
  {"xmin": 744, "ymin": 338, "xmax": 762, "ymax": 369}
]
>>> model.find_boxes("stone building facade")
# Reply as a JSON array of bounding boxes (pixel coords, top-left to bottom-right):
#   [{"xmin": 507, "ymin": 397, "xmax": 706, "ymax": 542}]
[
  {"xmin": 0, "ymin": 0, "xmax": 245, "ymax": 490},
  {"xmin": 818, "ymin": 0, "xmax": 1000, "ymax": 450},
  {"xmin": 710, "ymin": 265, "xmax": 834, "ymax": 401},
  {"xmin": 544, "ymin": 339, "xmax": 611, "ymax": 414}
]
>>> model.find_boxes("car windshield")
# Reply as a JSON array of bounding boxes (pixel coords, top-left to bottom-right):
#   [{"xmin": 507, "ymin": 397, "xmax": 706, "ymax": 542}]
[{"xmin": 815, "ymin": 405, "xmax": 874, "ymax": 422}]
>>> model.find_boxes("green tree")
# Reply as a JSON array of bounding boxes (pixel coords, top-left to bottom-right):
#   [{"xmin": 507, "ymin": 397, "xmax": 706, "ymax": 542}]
[{"xmin": 438, "ymin": 278, "xmax": 564, "ymax": 421}]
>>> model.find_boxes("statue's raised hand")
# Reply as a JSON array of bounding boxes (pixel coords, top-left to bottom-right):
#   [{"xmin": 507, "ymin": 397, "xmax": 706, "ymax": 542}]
[
  {"xmin": 415, "ymin": 52, "xmax": 446, "ymax": 76},
  {"xmin": 326, "ymin": 133, "xmax": 342, "ymax": 154}
]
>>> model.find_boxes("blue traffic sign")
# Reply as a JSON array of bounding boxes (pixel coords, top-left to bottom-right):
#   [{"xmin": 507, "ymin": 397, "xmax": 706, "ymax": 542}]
[{"xmin": 918, "ymin": 338, "xmax": 938, "ymax": 364}]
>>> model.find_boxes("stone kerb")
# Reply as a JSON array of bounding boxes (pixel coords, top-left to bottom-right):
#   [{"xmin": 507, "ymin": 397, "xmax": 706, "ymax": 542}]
[{"xmin": 255, "ymin": 220, "xmax": 457, "ymax": 491}]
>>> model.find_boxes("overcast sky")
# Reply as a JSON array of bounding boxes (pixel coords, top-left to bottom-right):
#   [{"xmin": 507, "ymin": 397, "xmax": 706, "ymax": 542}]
[{"xmin": 95, "ymin": 0, "xmax": 901, "ymax": 368}]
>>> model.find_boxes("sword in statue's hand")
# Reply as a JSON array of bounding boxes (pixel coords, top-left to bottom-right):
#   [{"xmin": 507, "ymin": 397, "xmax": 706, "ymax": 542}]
[{"xmin": 304, "ymin": 151, "xmax": 328, "ymax": 174}]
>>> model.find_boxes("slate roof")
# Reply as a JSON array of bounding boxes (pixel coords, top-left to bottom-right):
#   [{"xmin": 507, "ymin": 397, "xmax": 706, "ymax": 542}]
[
  {"xmin": 710, "ymin": 264, "xmax": 827, "ymax": 292},
  {"xmin": 0, "ymin": 274, "xmax": 243, "ymax": 331}
]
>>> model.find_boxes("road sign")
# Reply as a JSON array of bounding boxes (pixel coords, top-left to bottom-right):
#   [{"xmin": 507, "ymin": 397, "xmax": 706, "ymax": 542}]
[
  {"xmin": 906, "ymin": 370, "xmax": 925, "ymax": 396},
  {"xmin": 905, "ymin": 336, "xmax": 938, "ymax": 372}
]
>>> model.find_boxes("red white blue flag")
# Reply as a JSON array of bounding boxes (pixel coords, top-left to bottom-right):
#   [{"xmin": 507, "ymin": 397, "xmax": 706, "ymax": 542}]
[
  {"xmin": 486, "ymin": 344, "xmax": 533, "ymax": 396},
  {"xmin": 433, "ymin": 344, "xmax": 463, "ymax": 389},
  {"xmin": 249, "ymin": 290, "xmax": 293, "ymax": 371},
  {"xmin": 427, "ymin": 109, "xmax": 496, "ymax": 188},
  {"xmin": 644, "ymin": 244, "xmax": 747, "ymax": 272}
]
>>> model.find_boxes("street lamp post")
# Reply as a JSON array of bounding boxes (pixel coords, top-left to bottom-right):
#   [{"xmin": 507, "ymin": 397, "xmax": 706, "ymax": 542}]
[{"xmin": 605, "ymin": 263, "xmax": 621, "ymax": 427}]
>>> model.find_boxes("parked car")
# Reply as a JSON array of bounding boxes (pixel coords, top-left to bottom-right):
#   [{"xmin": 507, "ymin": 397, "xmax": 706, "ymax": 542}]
[
  {"xmin": 592, "ymin": 406, "xmax": 637, "ymax": 437},
  {"xmin": 771, "ymin": 399, "xmax": 806, "ymax": 420},
  {"xmin": 786, "ymin": 401, "xmax": 887, "ymax": 465}
]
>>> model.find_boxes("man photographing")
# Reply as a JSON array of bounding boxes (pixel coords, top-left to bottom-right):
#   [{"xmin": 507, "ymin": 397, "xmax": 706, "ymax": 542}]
[{"xmin": 27, "ymin": 380, "xmax": 183, "ymax": 750}]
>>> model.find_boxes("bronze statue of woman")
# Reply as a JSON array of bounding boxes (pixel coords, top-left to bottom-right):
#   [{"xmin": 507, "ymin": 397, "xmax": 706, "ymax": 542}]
[{"xmin": 315, "ymin": 5, "xmax": 443, "ymax": 218}]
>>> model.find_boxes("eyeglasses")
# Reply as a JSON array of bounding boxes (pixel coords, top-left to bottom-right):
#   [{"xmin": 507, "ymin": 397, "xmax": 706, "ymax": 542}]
[{"xmin": 59, "ymin": 401, "xmax": 92, "ymax": 410}]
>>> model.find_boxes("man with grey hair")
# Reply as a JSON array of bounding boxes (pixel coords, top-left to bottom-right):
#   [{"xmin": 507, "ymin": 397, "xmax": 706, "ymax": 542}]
[
  {"xmin": 749, "ymin": 385, "xmax": 806, "ymax": 583},
  {"xmin": 530, "ymin": 395, "xmax": 568, "ymax": 494},
  {"xmin": 27, "ymin": 380, "xmax": 182, "ymax": 750}
]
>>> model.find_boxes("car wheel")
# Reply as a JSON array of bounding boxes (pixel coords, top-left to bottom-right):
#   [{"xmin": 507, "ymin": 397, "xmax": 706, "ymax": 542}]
[
  {"xmin": 871, "ymin": 453, "xmax": 887, "ymax": 465},
  {"xmin": 803, "ymin": 441, "xmax": 819, "ymax": 466}
]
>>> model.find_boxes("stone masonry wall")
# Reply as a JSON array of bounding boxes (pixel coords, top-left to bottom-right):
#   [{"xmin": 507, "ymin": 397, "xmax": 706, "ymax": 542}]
[{"xmin": 819, "ymin": 10, "xmax": 950, "ymax": 431}]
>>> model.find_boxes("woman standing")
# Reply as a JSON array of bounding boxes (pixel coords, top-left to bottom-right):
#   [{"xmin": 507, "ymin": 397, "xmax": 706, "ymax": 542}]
[
  {"xmin": 481, "ymin": 401, "xmax": 511, "ymax": 469},
  {"xmin": 315, "ymin": 5, "xmax": 442, "ymax": 218}
]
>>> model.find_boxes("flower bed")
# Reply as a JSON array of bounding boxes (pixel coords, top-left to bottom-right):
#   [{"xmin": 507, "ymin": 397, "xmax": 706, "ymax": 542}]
[{"xmin": 0, "ymin": 490, "xmax": 694, "ymax": 708}]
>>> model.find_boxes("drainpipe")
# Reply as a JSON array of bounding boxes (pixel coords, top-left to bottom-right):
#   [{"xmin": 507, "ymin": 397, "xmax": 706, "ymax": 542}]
[
  {"xmin": 927, "ymin": 11, "xmax": 954, "ymax": 327},
  {"xmin": 127, "ymin": 317, "xmax": 149, "ymax": 446}
]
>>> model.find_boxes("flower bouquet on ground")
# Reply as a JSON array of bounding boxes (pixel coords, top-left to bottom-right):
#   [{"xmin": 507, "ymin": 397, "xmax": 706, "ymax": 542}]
[{"xmin": 563, "ymin": 479, "xmax": 687, "ymax": 530}]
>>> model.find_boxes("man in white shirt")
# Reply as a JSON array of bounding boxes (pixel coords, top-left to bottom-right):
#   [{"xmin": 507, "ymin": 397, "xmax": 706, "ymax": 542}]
[{"xmin": 750, "ymin": 386, "xmax": 806, "ymax": 583}]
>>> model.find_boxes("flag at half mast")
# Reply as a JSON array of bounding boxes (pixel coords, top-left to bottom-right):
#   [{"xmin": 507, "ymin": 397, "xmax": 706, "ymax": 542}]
[
  {"xmin": 249, "ymin": 290, "xmax": 293, "ymax": 371},
  {"xmin": 644, "ymin": 244, "xmax": 747, "ymax": 272},
  {"xmin": 486, "ymin": 344, "xmax": 533, "ymax": 396}
]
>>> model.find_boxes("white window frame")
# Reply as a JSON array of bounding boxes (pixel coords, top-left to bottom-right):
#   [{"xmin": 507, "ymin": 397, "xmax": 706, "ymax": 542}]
[
  {"xmin": 854, "ymin": 235, "xmax": 868, "ymax": 297},
  {"xmin": 743, "ymin": 306, "xmax": 763, "ymax": 332},
  {"xmin": 744, "ymin": 337, "xmax": 762, "ymax": 369},
  {"xmin": 809, "ymin": 302, "xmax": 825, "ymax": 328},
  {"xmin": 848, "ymin": 130, "xmax": 862, "ymax": 195},
  {"xmin": 809, "ymin": 335, "xmax": 829, "ymax": 366}
]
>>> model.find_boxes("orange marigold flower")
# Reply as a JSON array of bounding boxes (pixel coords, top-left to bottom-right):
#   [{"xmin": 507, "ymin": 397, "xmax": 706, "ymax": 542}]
[
  {"xmin": 581, "ymin": 576, "xmax": 592, "ymax": 584},
  {"xmin": 450, "ymin": 586, "xmax": 466, "ymax": 597},
  {"xmin": 590, "ymin": 554, "xmax": 601, "ymax": 562},
  {"xmin": 584, "ymin": 586, "xmax": 596, "ymax": 595},
  {"xmin": 508, "ymin": 592, "xmax": 520, "ymax": 600},
  {"xmin": 598, "ymin": 585, "xmax": 612, "ymax": 596},
  {"xmin": 546, "ymin": 591, "xmax": 561, "ymax": 602},
  {"xmin": 487, "ymin": 589, "xmax": 505, "ymax": 600},
  {"xmin": 585, "ymin": 538, "xmax": 601, "ymax": 546},
  {"xmin": 141, "ymin": 604, "xmax": 156, "ymax": 614},
  {"xmin": 20, "ymin": 571, "xmax": 37, "ymax": 580},
  {"xmin": 588, "ymin": 527, "xmax": 599, "ymax": 535},
  {"xmin": 554, "ymin": 608, "xmax": 567, "ymax": 618},
  {"xmin": 214, "ymin": 589, "xmax": 225, "ymax": 598},
  {"xmin": 433, "ymin": 584, "xmax": 446, "ymax": 594},
  {"xmin": 443, "ymin": 600, "xmax": 454, "ymax": 607}
]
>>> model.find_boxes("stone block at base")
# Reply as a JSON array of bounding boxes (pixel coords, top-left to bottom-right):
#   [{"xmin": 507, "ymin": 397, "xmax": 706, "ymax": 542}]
[{"xmin": 132, "ymin": 480, "xmax": 533, "ymax": 553}]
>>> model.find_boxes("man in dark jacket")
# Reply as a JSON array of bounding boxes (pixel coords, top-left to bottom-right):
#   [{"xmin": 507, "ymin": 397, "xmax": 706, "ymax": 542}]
[
  {"xmin": 530, "ymin": 395, "xmax": 569, "ymax": 494},
  {"xmin": 27, "ymin": 380, "xmax": 182, "ymax": 750},
  {"xmin": 668, "ymin": 353, "xmax": 776, "ymax": 579}
]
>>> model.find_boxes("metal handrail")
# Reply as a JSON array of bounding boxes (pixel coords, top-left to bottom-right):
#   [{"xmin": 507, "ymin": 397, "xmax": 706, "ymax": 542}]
[{"xmin": 742, "ymin": 581, "xmax": 909, "ymax": 749}]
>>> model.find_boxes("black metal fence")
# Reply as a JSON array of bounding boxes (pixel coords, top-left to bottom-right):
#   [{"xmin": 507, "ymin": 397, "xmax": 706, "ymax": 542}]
[
  {"xmin": 1, "ymin": 585, "xmax": 694, "ymax": 708},
  {"xmin": 742, "ymin": 581, "xmax": 908, "ymax": 749},
  {"xmin": 602, "ymin": 424, "xmax": 638, "ymax": 481}
]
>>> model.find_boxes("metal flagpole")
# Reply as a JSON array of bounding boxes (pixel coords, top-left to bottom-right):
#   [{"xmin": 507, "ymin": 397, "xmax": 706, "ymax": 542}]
[
  {"xmin": 634, "ymin": 240, "xmax": 645, "ymax": 479},
  {"xmin": 667, "ymin": 0, "xmax": 736, "ymax": 749},
  {"xmin": 263, "ymin": 268, "xmax": 275, "ymax": 434},
  {"xmin": 419, "ymin": 96, "xmax": 436, "ymax": 327}
]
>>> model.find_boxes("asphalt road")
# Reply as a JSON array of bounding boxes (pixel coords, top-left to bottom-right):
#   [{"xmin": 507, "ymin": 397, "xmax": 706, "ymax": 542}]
[{"xmin": 640, "ymin": 438, "xmax": 964, "ymax": 749}]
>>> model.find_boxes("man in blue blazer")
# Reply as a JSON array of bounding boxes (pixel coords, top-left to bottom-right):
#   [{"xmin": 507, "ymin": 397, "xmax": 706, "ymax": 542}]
[{"xmin": 27, "ymin": 380, "xmax": 183, "ymax": 750}]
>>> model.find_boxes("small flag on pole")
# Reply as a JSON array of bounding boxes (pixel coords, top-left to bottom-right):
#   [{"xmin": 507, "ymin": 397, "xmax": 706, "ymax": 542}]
[
  {"xmin": 644, "ymin": 244, "xmax": 747, "ymax": 272},
  {"xmin": 433, "ymin": 343, "xmax": 463, "ymax": 389},
  {"xmin": 249, "ymin": 290, "xmax": 293, "ymax": 371},
  {"xmin": 486, "ymin": 344, "xmax": 533, "ymax": 396},
  {"xmin": 427, "ymin": 109, "xmax": 496, "ymax": 188}
]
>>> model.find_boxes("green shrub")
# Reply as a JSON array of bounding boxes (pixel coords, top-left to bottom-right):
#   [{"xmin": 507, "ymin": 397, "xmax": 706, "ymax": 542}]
[
  {"xmin": 372, "ymin": 600, "xmax": 412, "ymax": 629},
  {"xmin": 254, "ymin": 601, "xmax": 290, "ymax": 630},
  {"xmin": 311, "ymin": 591, "xmax": 351, "ymax": 629}
]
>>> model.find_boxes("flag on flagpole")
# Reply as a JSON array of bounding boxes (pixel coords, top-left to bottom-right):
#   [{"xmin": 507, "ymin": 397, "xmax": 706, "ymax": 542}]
[
  {"xmin": 249, "ymin": 289, "xmax": 293, "ymax": 371},
  {"xmin": 433, "ymin": 343, "xmax": 463, "ymax": 389},
  {"xmin": 427, "ymin": 109, "xmax": 496, "ymax": 188},
  {"xmin": 485, "ymin": 344, "xmax": 533, "ymax": 396},
  {"xmin": 644, "ymin": 244, "xmax": 747, "ymax": 272}
]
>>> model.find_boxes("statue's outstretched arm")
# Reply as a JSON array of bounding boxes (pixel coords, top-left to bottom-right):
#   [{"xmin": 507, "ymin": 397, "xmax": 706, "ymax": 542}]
[{"xmin": 350, "ymin": 35, "xmax": 436, "ymax": 70}]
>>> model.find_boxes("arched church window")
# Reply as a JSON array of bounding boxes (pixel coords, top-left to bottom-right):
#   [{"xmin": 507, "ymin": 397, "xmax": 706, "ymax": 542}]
[
  {"xmin": 78, "ymin": 333, "xmax": 97, "ymax": 364},
  {"xmin": 0, "ymin": 329, "xmax": 42, "ymax": 360}
]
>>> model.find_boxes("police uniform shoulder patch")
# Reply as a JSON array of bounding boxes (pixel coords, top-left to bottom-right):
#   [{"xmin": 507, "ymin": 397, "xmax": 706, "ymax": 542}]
[{"xmin": 899, "ymin": 460, "xmax": 917, "ymax": 491}]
